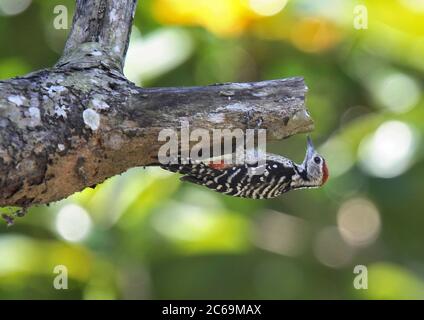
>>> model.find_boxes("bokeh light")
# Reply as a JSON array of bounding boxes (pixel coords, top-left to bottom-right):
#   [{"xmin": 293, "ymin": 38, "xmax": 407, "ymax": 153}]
[
  {"xmin": 152, "ymin": 201, "xmax": 249, "ymax": 253},
  {"xmin": 124, "ymin": 27, "xmax": 193, "ymax": 85},
  {"xmin": 374, "ymin": 73, "xmax": 420, "ymax": 113},
  {"xmin": 290, "ymin": 18, "xmax": 340, "ymax": 53},
  {"xmin": 314, "ymin": 227, "xmax": 354, "ymax": 268},
  {"xmin": 337, "ymin": 198, "xmax": 381, "ymax": 247},
  {"xmin": 293, "ymin": 0, "xmax": 350, "ymax": 24},
  {"xmin": 0, "ymin": 236, "xmax": 30, "ymax": 275},
  {"xmin": 358, "ymin": 121, "xmax": 417, "ymax": 178},
  {"xmin": 365, "ymin": 263, "xmax": 424, "ymax": 299},
  {"xmin": 249, "ymin": 0, "xmax": 288, "ymax": 17},
  {"xmin": 401, "ymin": 0, "xmax": 424, "ymax": 13},
  {"xmin": 153, "ymin": 203, "xmax": 217, "ymax": 242},
  {"xmin": 0, "ymin": 0, "xmax": 31, "ymax": 16},
  {"xmin": 252, "ymin": 210, "xmax": 308, "ymax": 257},
  {"xmin": 320, "ymin": 136, "xmax": 355, "ymax": 177},
  {"xmin": 56, "ymin": 204, "xmax": 92, "ymax": 242},
  {"xmin": 152, "ymin": 0, "xmax": 254, "ymax": 36}
]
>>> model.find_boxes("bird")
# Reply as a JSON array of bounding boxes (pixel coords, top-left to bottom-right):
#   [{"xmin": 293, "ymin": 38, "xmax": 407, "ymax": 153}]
[{"xmin": 159, "ymin": 136, "xmax": 329, "ymax": 199}]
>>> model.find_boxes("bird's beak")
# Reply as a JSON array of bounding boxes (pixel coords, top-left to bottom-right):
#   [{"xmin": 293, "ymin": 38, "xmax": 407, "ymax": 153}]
[{"xmin": 305, "ymin": 135, "xmax": 315, "ymax": 162}]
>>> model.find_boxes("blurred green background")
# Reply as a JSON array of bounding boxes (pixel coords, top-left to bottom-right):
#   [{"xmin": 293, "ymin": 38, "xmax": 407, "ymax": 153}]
[{"xmin": 0, "ymin": 0, "xmax": 423, "ymax": 299}]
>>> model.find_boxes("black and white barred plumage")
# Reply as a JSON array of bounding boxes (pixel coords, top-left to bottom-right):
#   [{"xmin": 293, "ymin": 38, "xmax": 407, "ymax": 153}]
[{"xmin": 160, "ymin": 137, "xmax": 329, "ymax": 199}]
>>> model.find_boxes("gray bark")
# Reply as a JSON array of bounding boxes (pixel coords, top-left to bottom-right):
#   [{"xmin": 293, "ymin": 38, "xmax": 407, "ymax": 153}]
[{"xmin": 0, "ymin": 0, "xmax": 313, "ymax": 207}]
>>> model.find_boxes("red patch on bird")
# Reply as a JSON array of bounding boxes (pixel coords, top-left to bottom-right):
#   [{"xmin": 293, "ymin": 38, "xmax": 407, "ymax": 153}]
[
  {"xmin": 208, "ymin": 160, "xmax": 227, "ymax": 170},
  {"xmin": 321, "ymin": 161, "xmax": 329, "ymax": 185}
]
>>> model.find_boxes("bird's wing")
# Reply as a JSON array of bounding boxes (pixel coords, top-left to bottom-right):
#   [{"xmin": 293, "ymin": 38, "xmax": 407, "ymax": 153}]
[{"xmin": 162, "ymin": 158, "xmax": 294, "ymax": 199}]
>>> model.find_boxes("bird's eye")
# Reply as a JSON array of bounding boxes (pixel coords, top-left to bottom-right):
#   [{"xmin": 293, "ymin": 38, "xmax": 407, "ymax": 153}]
[{"xmin": 314, "ymin": 156, "xmax": 321, "ymax": 164}]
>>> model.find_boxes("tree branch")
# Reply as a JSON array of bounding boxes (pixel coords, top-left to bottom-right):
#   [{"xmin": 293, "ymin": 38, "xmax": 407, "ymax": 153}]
[
  {"xmin": 0, "ymin": 0, "xmax": 313, "ymax": 207},
  {"xmin": 62, "ymin": 0, "xmax": 137, "ymax": 71}
]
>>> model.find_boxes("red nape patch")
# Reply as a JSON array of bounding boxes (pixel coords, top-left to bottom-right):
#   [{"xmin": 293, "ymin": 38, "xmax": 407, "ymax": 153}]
[
  {"xmin": 208, "ymin": 160, "xmax": 227, "ymax": 170},
  {"xmin": 321, "ymin": 161, "xmax": 329, "ymax": 185}
]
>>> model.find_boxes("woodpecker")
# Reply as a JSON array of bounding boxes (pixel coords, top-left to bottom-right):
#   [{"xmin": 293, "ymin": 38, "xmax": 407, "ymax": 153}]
[{"xmin": 160, "ymin": 136, "xmax": 329, "ymax": 199}]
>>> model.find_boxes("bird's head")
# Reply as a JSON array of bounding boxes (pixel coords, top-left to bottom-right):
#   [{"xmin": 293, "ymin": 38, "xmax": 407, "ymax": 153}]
[{"xmin": 301, "ymin": 136, "xmax": 329, "ymax": 187}]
